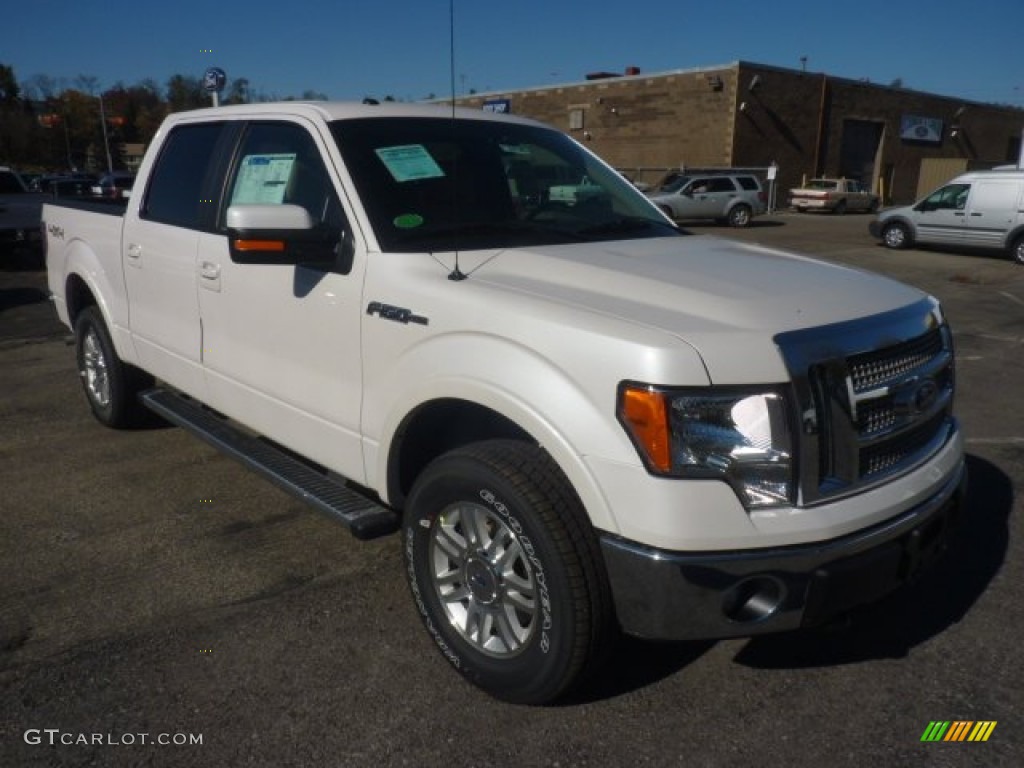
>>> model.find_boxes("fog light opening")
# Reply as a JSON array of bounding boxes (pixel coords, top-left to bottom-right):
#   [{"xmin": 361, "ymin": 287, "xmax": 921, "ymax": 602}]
[{"xmin": 722, "ymin": 576, "xmax": 784, "ymax": 623}]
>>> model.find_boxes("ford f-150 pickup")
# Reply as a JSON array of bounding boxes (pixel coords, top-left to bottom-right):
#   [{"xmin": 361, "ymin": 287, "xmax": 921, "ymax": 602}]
[{"xmin": 44, "ymin": 102, "xmax": 966, "ymax": 704}]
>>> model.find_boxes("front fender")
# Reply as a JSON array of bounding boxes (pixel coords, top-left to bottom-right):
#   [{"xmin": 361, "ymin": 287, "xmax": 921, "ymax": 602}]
[{"xmin": 364, "ymin": 332, "xmax": 674, "ymax": 536}]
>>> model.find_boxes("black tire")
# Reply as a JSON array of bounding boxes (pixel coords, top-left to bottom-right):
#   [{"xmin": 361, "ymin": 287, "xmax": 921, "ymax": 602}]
[
  {"xmin": 403, "ymin": 439, "xmax": 613, "ymax": 704},
  {"xmin": 1011, "ymin": 235, "xmax": 1024, "ymax": 266},
  {"xmin": 74, "ymin": 306, "xmax": 153, "ymax": 428},
  {"xmin": 881, "ymin": 221, "xmax": 911, "ymax": 250},
  {"xmin": 727, "ymin": 204, "xmax": 752, "ymax": 227},
  {"xmin": 833, "ymin": 200, "xmax": 848, "ymax": 215},
  {"xmin": 659, "ymin": 205, "xmax": 675, "ymax": 220}
]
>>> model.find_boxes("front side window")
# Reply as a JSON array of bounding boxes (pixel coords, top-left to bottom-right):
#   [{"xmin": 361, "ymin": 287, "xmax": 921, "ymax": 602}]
[
  {"xmin": 225, "ymin": 122, "xmax": 345, "ymax": 230},
  {"xmin": 923, "ymin": 183, "xmax": 970, "ymax": 211},
  {"xmin": 330, "ymin": 117, "xmax": 677, "ymax": 252}
]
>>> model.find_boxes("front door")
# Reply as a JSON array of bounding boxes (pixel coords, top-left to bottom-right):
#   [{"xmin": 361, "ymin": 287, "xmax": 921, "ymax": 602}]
[
  {"xmin": 912, "ymin": 182, "xmax": 970, "ymax": 246},
  {"xmin": 197, "ymin": 119, "xmax": 368, "ymax": 483}
]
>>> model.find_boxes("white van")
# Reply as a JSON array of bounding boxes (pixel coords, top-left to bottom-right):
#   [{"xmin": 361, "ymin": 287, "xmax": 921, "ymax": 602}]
[{"xmin": 869, "ymin": 169, "xmax": 1024, "ymax": 264}]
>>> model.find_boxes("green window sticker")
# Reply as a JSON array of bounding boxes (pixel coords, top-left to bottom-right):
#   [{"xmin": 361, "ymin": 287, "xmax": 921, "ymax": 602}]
[
  {"xmin": 393, "ymin": 213, "xmax": 424, "ymax": 229},
  {"xmin": 375, "ymin": 145, "xmax": 445, "ymax": 183}
]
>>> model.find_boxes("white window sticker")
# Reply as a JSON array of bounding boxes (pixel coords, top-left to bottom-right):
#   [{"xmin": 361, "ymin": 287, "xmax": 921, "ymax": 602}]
[
  {"xmin": 231, "ymin": 153, "xmax": 297, "ymax": 204},
  {"xmin": 375, "ymin": 145, "xmax": 445, "ymax": 183}
]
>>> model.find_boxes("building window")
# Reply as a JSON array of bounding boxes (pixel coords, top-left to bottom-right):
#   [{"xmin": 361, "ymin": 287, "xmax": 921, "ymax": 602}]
[{"xmin": 569, "ymin": 108, "xmax": 584, "ymax": 131}]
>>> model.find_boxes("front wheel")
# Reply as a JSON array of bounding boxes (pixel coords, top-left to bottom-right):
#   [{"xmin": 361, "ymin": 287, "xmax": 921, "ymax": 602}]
[
  {"xmin": 74, "ymin": 306, "xmax": 153, "ymax": 428},
  {"xmin": 727, "ymin": 204, "xmax": 752, "ymax": 227},
  {"xmin": 882, "ymin": 221, "xmax": 911, "ymax": 250},
  {"xmin": 403, "ymin": 440, "xmax": 612, "ymax": 704},
  {"xmin": 1011, "ymin": 235, "xmax": 1024, "ymax": 265}
]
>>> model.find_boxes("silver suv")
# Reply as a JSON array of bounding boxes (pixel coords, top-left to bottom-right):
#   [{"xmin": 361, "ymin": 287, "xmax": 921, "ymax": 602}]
[{"xmin": 648, "ymin": 173, "xmax": 767, "ymax": 227}]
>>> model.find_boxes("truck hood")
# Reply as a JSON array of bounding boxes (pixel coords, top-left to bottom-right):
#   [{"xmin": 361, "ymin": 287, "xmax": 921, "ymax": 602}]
[{"xmin": 455, "ymin": 235, "xmax": 926, "ymax": 383}]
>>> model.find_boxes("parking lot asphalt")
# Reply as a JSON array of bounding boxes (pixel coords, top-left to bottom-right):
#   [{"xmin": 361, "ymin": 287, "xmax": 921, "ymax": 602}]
[{"xmin": 1, "ymin": 212, "xmax": 1021, "ymax": 767}]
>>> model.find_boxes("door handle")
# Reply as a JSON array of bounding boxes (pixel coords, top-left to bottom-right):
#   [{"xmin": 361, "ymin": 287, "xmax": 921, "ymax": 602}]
[
  {"xmin": 200, "ymin": 261, "xmax": 221, "ymax": 280},
  {"xmin": 969, "ymin": 212, "xmax": 982, "ymax": 217},
  {"xmin": 126, "ymin": 243, "xmax": 141, "ymax": 259}
]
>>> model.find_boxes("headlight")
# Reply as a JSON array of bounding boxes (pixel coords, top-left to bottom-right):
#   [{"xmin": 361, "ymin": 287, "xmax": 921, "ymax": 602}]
[{"xmin": 617, "ymin": 383, "xmax": 794, "ymax": 509}]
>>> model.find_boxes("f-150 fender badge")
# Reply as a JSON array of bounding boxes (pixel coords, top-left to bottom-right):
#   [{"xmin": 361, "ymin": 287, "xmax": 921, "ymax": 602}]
[{"xmin": 366, "ymin": 301, "xmax": 429, "ymax": 326}]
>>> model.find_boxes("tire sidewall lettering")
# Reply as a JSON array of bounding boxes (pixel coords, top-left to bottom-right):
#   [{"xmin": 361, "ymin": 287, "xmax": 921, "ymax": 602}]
[
  {"xmin": 404, "ymin": 476, "xmax": 562, "ymax": 689},
  {"xmin": 477, "ymin": 487, "xmax": 554, "ymax": 651}
]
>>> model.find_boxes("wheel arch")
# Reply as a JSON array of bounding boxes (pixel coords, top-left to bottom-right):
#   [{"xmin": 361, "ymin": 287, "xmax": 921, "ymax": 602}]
[
  {"xmin": 1004, "ymin": 225, "xmax": 1024, "ymax": 260},
  {"xmin": 378, "ymin": 382, "xmax": 621, "ymax": 537},
  {"xmin": 386, "ymin": 398, "xmax": 532, "ymax": 508},
  {"xmin": 61, "ymin": 239, "xmax": 138, "ymax": 364}
]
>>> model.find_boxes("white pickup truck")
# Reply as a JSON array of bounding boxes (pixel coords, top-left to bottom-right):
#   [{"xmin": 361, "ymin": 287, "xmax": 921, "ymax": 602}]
[{"xmin": 45, "ymin": 102, "xmax": 966, "ymax": 704}]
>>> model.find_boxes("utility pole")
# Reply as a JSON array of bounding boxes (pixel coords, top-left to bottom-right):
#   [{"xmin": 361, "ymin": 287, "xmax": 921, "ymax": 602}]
[{"xmin": 97, "ymin": 94, "xmax": 113, "ymax": 174}]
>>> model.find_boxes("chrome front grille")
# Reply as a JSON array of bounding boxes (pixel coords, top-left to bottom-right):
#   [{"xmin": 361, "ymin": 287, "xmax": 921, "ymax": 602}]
[
  {"xmin": 847, "ymin": 329, "xmax": 945, "ymax": 393},
  {"xmin": 775, "ymin": 299, "xmax": 956, "ymax": 506}
]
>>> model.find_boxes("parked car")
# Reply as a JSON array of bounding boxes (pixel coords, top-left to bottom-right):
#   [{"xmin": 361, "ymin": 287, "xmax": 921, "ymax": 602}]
[
  {"xmin": 0, "ymin": 166, "xmax": 46, "ymax": 265},
  {"xmin": 648, "ymin": 173, "xmax": 766, "ymax": 227},
  {"xmin": 90, "ymin": 171, "xmax": 136, "ymax": 199},
  {"xmin": 790, "ymin": 178, "xmax": 879, "ymax": 214},
  {"xmin": 869, "ymin": 169, "xmax": 1024, "ymax": 264},
  {"xmin": 34, "ymin": 174, "xmax": 96, "ymax": 198}
]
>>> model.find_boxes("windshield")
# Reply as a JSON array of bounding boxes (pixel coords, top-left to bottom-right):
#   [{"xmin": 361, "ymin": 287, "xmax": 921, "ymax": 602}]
[{"xmin": 330, "ymin": 117, "xmax": 679, "ymax": 252}]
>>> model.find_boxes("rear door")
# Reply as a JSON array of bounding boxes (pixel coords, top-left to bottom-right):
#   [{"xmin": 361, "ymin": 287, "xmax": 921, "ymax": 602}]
[
  {"xmin": 682, "ymin": 176, "xmax": 737, "ymax": 219},
  {"xmin": 965, "ymin": 179, "xmax": 1023, "ymax": 247},
  {"xmin": 123, "ymin": 121, "xmax": 233, "ymax": 397}
]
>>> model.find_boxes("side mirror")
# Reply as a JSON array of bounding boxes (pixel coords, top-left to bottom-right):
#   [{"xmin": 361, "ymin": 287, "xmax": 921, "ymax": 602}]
[{"xmin": 226, "ymin": 204, "xmax": 341, "ymax": 267}]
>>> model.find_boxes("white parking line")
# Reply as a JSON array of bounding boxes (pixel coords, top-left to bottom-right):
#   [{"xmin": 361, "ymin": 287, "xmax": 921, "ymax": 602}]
[
  {"xmin": 966, "ymin": 437, "xmax": 1024, "ymax": 445},
  {"xmin": 999, "ymin": 291, "xmax": 1024, "ymax": 307}
]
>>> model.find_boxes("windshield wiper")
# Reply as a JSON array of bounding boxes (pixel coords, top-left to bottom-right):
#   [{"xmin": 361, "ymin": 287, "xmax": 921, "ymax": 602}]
[
  {"xmin": 576, "ymin": 216, "xmax": 680, "ymax": 238},
  {"xmin": 396, "ymin": 221, "xmax": 592, "ymax": 246}
]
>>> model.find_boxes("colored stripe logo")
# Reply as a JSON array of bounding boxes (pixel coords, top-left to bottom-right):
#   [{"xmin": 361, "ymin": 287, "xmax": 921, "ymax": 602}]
[{"xmin": 921, "ymin": 721, "xmax": 997, "ymax": 742}]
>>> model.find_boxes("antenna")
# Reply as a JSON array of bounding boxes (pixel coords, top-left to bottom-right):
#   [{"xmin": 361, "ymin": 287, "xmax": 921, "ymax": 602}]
[{"xmin": 447, "ymin": 0, "xmax": 467, "ymax": 281}]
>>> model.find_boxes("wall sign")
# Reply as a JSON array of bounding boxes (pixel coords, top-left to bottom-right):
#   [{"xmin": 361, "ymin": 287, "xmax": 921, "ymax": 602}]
[
  {"xmin": 483, "ymin": 99, "xmax": 511, "ymax": 114},
  {"xmin": 900, "ymin": 115, "xmax": 944, "ymax": 143}
]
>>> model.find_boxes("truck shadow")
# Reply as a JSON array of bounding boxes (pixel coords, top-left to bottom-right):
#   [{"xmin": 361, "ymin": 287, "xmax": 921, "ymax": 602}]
[
  {"xmin": 733, "ymin": 453, "xmax": 1010, "ymax": 669},
  {"xmin": 570, "ymin": 454, "xmax": 1009, "ymax": 702}
]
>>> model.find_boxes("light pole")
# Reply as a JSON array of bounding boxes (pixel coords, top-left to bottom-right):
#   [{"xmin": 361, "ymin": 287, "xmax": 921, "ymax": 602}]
[{"xmin": 97, "ymin": 94, "xmax": 113, "ymax": 174}]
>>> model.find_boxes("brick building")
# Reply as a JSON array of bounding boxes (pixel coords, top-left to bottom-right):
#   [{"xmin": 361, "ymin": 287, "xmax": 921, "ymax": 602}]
[{"xmin": 455, "ymin": 61, "xmax": 1024, "ymax": 205}]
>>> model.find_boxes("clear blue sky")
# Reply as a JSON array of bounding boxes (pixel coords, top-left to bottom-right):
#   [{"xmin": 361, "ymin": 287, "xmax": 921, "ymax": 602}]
[{"xmin": 7, "ymin": 0, "xmax": 1024, "ymax": 107}]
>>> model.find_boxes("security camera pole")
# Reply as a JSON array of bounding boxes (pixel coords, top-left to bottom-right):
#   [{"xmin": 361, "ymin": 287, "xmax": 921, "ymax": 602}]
[{"xmin": 203, "ymin": 67, "xmax": 227, "ymax": 108}]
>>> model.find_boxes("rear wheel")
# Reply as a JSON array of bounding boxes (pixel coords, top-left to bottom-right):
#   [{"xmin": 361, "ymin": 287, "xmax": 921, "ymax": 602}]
[
  {"xmin": 833, "ymin": 200, "xmax": 848, "ymax": 215},
  {"xmin": 403, "ymin": 440, "xmax": 613, "ymax": 704},
  {"xmin": 727, "ymin": 204, "xmax": 752, "ymax": 227},
  {"xmin": 74, "ymin": 306, "xmax": 153, "ymax": 428},
  {"xmin": 881, "ymin": 221, "xmax": 911, "ymax": 250}
]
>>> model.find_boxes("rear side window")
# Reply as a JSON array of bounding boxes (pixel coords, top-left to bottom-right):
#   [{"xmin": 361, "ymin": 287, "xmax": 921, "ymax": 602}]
[
  {"xmin": 735, "ymin": 176, "xmax": 760, "ymax": 191},
  {"xmin": 142, "ymin": 123, "xmax": 225, "ymax": 229},
  {"xmin": 689, "ymin": 177, "xmax": 735, "ymax": 193}
]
